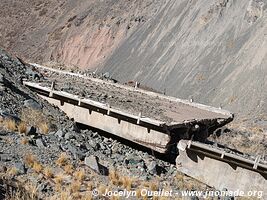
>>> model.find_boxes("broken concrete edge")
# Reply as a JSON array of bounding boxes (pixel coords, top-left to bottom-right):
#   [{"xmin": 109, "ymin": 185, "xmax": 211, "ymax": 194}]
[
  {"xmin": 176, "ymin": 147, "xmax": 267, "ymax": 195},
  {"xmin": 177, "ymin": 140, "xmax": 267, "ymax": 173},
  {"xmin": 30, "ymin": 63, "xmax": 234, "ymax": 118},
  {"xmin": 23, "ymin": 81, "xmax": 233, "ymax": 131}
]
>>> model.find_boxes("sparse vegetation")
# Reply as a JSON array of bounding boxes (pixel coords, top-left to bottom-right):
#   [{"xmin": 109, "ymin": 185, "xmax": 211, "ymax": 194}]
[
  {"xmin": 20, "ymin": 137, "xmax": 29, "ymax": 145},
  {"xmin": 24, "ymin": 154, "xmax": 37, "ymax": 168},
  {"xmin": 109, "ymin": 170, "xmax": 120, "ymax": 185},
  {"xmin": 20, "ymin": 108, "xmax": 50, "ymax": 134},
  {"xmin": 18, "ymin": 122, "xmax": 27, "ymax": 134},
  {"xmin": 120, "ymin": 176, "xmax": 133, "ymax": 190},
  {"xmin": 149, "ymin": 181, "xmax": 159, "ymax": 191},
  {"xmin": 1, "ymin": 178, "xmax": 38, "ymax": 200},
  {"xmin": 7, "ymin": 167, "xmax": 19, "ymax": 176},
  {"xmin": 73, "ymin": 169, "xmax": 85, "ymax": 181},
  {"xmin": 64, "ymin": 164, "xmax": 74, "ymax": 175},
  {"xmin": 54, "ymin": 173, "xmax": 64, "ymax": 185},
  {"xmin": 70, "ymin": 181, "xmax": 81, "ymax": 193},
  {"xmin": 32, "ymin": 162, "xmax": 43, "ymax": 173},
  {"xmin": 39, "ymin": 122, "xmax": 49, "ymax": 134},
  {"xmin": 4, "ymin": 119, "xmax": 17, "ymax": 131},
  {"xmin": 98, "ymin": 184, "xmax": 107, "ymax": 195},
  {"xmin": 55, "ymin": 153, "xmax": 68, "ymax": 167},
  {"xmin": 43, "ymin": 167, "xmax": 53, "ymax": 178}
]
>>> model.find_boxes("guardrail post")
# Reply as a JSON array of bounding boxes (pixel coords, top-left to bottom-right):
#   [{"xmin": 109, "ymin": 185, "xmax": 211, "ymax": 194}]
[
  {"xmin": 49, "ymin": 82, "xmax": 55, "ymax": 97},
  {"xmin": 107, "ymin": 104, "xmax": 111, "ymax": 115},
  {"xmin": 137, "ymin": 112, "xmax": 142, "ymax": 124}
]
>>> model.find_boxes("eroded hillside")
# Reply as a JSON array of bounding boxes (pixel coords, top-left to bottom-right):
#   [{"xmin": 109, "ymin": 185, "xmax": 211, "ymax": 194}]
[
  {"xmin": 0, "ymin": 0, "xmax": 267, "ymax": 122},
  {"xmin": 0, "ymin": 0, "xmax": 162, "ymax": 68}
]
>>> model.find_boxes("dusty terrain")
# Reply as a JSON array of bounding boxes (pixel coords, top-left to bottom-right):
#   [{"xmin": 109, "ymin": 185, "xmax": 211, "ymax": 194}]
[
  {"xmin": 0, "ymin": 0, "xmax": 162, "ymax": 69},
  {"xmin": 0, "ymin": 0, "xmax": 266, "ymax": 123},
  {"xmin": 0, "ymin": 0, "xmax": 267, "ymax": 199}
]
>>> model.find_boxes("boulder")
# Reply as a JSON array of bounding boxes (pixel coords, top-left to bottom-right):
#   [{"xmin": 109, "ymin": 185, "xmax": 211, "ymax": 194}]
[
  {"xmin": 55, "ymin": 129, "xmax": 65, "ymax": 138},
  {"xmin": 36, "ymin": 138, "xmax": 46, "ymax": 148},
  {"xmin": 84, "ymin": 155, "xmax": 108, "ymax": 175},
  {"xmin": 14, "ymin": 162, "xmax": 26, "ymax": 175},
  {"xmin": 24, "ymin": 99, "xmax": 42, "ymax": 110},
  {"xmin": 67, "ymin": 143, "xmax": 85, "ymax": 160},
  {"xmin": 26, "ymin": 126, "xmax": 37, "ymax": 136}
]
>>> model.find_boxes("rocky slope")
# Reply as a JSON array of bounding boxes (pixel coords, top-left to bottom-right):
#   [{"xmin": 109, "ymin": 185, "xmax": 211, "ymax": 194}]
[
  {"xmin": 0, "ymin": 47, "xmax": 265, "ymax": 200},
  {"xmin": 0, "ymin": 48, "xmax": 191, "ymax": 200}
]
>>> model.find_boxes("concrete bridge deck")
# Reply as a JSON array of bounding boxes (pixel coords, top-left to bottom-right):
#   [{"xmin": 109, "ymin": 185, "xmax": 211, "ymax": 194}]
[
  {"xmin": 24, "ymin": 75, "xmax": 233, "ymax": 153},
  {"xmin": 31, "ymin": 63, "xmax": 234, "ymax": 124}
]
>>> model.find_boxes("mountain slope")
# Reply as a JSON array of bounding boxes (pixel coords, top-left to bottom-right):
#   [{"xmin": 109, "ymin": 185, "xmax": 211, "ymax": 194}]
[
  {"xmin": 0, "ymin": 0, "xmax": 162, "ymax": 68},
  {"xmin": 100, "ymin": 0, "xmax": 267, "ymax": 117},
  {"xmin": 0, "ymin": 0, "xmax": 267, "ymax": 118}
]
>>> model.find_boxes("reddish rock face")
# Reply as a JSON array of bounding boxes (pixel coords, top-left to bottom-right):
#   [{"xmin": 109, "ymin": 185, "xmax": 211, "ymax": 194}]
[
  {"xmin": 51, "ymin": 24, "xmax": 126, "ymax": 69},
  {"xmin": 0, "ymin": 0, "xmax": 161, "ymax": 69}
]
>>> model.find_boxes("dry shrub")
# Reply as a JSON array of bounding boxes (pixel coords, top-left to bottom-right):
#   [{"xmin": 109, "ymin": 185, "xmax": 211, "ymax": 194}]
[
  {"xmin": 111, "ymin": 195, "xmax": 120, "ymax": 200},
  {"xmin": 55, "ymin": 153, "xmax": 68, "ymax": 167},
  {"xmin": 18, "ymin": 122, "xmax": 27, "ymax": 134},
  {"xmin": 109, "ymin": 170, "xmax": 120, "ymax": 185},
  {"xmin": 136, "ymin": 188, "xmax": 142, "ymax": 198},
  {"xmin": 149, "ymin": 181, "xmax": 159, "ymax": 191},
  {"xmin": 20, "ymin": 108, "xmax": 49, "ymax": 134},
  {"xmin": 72, "ymin": 192, "xmax": 82, "ymax": 199},
  {"xmin": 24, "ymin": 154, "xmax": 37, "ymax": 168},
  {"xmin": 4, "ymin": 119, "xmax": 17, "ymax": 131},
  {"xmin": 43, "ymin": 167, "xmax": 53, "ymax": 178},
  {"xmin": 32, "ymin": 162, "xmax": 43, "ymax": 173},
  {"xmin": 87, "ymin": 182, "xmax": 93, "ymax": 191},
  {"xmin": 70, "ymin": 181, "xmax": 81, "ymax": 193},
  {"xmin": 64, "ymin": 164, "xmax": 74, "ymax": 175},
  {"xmin": 142, "ymin": 194, "xmax": 148, "ymax": 200},
  {"xmin": 7, "ymin": 167, "xmax": 19, "ymax": 176},
  {"xmin": 142, "ymin": 181, "xmax": 150, "ymax": 188},
  {"xmin": 120, "ymin": 176, "xmax": 133, "ymax": 190},
  {"xmin": 54, "ymin": 174, "xmax": 64, "ymax": 185},
  {"xmin": 20, "ymin": 137, "xmax": 29, "ymax": 145},
  {"xmin": 176, "ymin": 173, "xmax": 184, "ymax": 181},
  {"xmin": 98, "ymin": 184, "xmax": 107, "ymax": 195},
  {"xmin": 55, "ymin": 183, "xmax": 62, "ymax": 192},
  {"xmin": 157, "ymin": 197, "xmax": 169, "ymax": 200},
  {"xmin": 24, "ymin": 182, "xmax": 39, "ymax": 200},
  {"xmin": 39, "ymin": 123, "xmax": 49, "ymax": 134},
  {"xmin": 175, "ymin": 172, "xmax": 185, "ymax": 189},
  {"xmin": 5, "ymin": 180, "xmax": 38, "ymax": 200},
  {"xmin": 59, "ymin": 190, "xmax": 72, "ymax": 200},
  {"xmin": 81, "ymin": 193, "xmax": 93, "ymax": 200},
  {"xmin": 73, "ymin": 169, "xmax": 85, "ymax": 181}
]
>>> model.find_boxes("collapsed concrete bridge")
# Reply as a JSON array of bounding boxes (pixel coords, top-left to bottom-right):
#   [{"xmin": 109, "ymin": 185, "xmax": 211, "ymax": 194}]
[
  {"xmin": 26, "ymin": 63, "xmax": 234, "ymax": 154},
  {"xmin": 23, "ymin": 80, "xmax": 233, "ymax": 154},
  {"xmin": 22, "ymin": 64, "xmax": 266, "ymax": 196}
]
